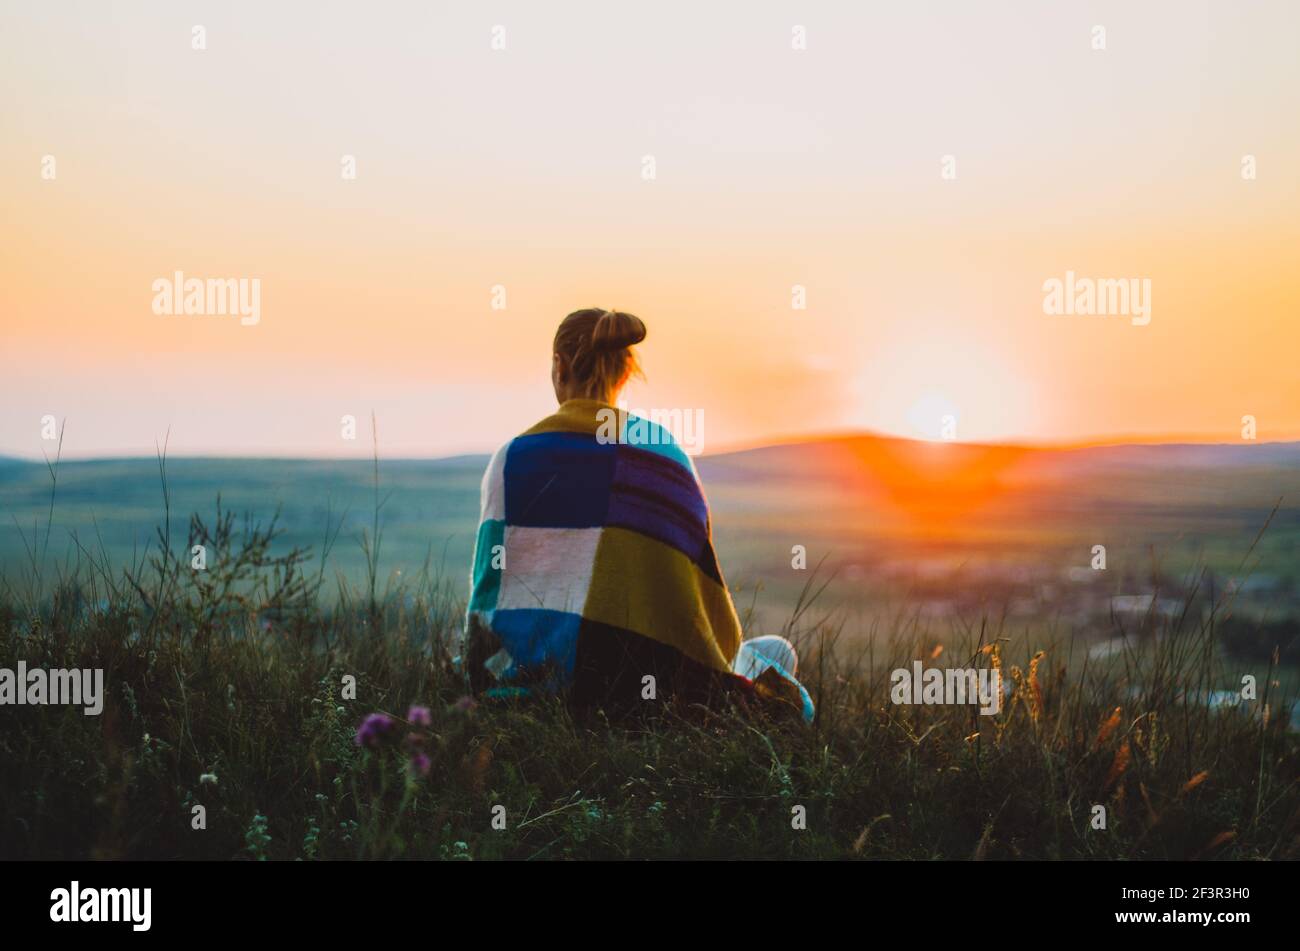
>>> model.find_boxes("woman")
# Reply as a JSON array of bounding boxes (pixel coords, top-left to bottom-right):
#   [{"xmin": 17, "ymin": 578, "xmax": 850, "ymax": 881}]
[{"xmin": 464, "ymin": 307, "xmax": 813, "ymax": 721}]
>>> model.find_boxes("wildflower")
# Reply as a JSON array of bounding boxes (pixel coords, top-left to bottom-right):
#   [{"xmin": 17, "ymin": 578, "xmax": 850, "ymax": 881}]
[
  {"xmin": 1026, "ymin": 650, "xmax": 1045, "ymax": 722},
  {"xmin": 1104, "ymin": 740, "xmax": 1131, "ymax": 792},
  {"xmin": 354, "ymin": 712, "xmax": 396, "ymax": 748},
  {"xmin": 199, "ymin": 772, "xmax": 218, "ymax": 785},
  {"xmin": 452, "ymin": 695, "xmax": 478, "ymax": 714},
  {"xmin": 407, "ymin": 705, "xmax": 432, "ymax": 727},
  {"xmin": 1200, "ymin": 829, "xmax": 1237, "ymax": 856},
  {"xmin": 410, "ymin": 752, "xmax": 432, "ymax": 777},
  {"xmin": 1093, "ymin": 706, "xmax": 1122, "ymax": 749}
]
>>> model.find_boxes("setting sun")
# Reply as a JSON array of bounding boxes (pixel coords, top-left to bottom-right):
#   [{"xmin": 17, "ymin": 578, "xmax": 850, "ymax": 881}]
[{"xmin": 852, "ymin": 328, "xmax": 1042, "ymax": 445}]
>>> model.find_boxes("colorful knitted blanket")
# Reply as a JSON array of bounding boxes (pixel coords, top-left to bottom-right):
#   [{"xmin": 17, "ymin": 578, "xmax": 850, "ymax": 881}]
[{"xmin": 464, "ymin": 398, "xmax": 812, "ymax": 720}]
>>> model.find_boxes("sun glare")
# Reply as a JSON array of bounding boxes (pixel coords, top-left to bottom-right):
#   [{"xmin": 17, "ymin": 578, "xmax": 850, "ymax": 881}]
[
  {"xmin": 905, "ymin": 392, "xmax": 958, "ymax": 442},
  {"xmin": 855, "ymin": 329, "xmax": 1040, "ymax": 444}
]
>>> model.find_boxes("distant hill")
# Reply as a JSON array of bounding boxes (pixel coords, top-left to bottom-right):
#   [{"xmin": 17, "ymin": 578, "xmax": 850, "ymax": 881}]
[
  {"xmin": 1, "ymin": 437, "xmax": 1296, "ymax": 601},
  {"xmin": 700, "ymin": 434, "xmax": 1300, "ymax": 477}
]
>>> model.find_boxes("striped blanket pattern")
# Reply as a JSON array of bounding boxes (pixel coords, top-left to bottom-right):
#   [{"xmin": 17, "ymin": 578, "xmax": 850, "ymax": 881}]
[{"xmin": 464, "ymin": 398, "xmax": 753, "ymax": 713}]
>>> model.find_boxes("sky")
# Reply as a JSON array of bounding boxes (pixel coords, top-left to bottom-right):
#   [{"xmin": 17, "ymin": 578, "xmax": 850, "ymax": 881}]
[{"xmin": 2, "ymin": 1, "xmax": 1298, "ymax": 459}]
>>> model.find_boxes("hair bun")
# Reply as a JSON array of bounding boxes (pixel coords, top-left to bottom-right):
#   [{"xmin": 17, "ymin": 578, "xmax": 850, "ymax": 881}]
[{"xmin": 591, "ymin": 309, "xmax": 647, "ymax": 351}]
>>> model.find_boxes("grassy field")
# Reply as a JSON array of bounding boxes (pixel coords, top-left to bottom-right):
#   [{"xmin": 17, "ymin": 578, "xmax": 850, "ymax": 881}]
[
  {"xmin": 1, "ymin": 547, "xmax": 1296, "ymax": 860},
  {"xmin": 1, "ymin": 438, "xmax": 1298, "ymax": 859}
]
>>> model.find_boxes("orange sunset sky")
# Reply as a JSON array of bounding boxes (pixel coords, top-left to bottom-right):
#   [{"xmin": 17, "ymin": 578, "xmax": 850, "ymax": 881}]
[{"xmin": 2, "ymin": 1, "xmax": 1298, "ymax": 459}]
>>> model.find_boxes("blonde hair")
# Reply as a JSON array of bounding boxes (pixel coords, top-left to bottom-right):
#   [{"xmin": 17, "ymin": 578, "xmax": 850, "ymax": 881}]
[{"xmin": 553, "ymin": 308, "xmax": 647, "ymax": 400}]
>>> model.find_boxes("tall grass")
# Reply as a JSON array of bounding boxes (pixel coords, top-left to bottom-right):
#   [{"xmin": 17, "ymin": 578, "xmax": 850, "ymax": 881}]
[{"xmin": 0, "ymin": 450, "xmax": 1296, "ymax": 860}]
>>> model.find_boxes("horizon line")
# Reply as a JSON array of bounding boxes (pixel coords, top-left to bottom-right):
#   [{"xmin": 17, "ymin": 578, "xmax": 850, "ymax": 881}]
[{"xmin": 2, "ymin": 428, "xmax": 1296, "ymax": 465}]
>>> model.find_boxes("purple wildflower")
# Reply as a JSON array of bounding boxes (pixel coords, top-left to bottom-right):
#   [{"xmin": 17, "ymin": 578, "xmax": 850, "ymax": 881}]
[
  {"xmin": 452, "ymin": 695, "xmax": 478, "ymax": 714},
  {"xmin": 410, "ymin": 752, "xmax": 432, "ymax": 777},
  {"xmin": 354, "ymin": 712, "xmax": 396, "ymax": 749},
  {"xmin": 407, "ymin": 705, "xmax": 432, "ymax": 727}
]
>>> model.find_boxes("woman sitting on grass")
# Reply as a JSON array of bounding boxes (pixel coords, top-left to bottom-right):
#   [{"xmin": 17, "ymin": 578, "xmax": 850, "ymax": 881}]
[{"xmin": 463, "ymin": 307, "xmax": 814, "ymax": 722}]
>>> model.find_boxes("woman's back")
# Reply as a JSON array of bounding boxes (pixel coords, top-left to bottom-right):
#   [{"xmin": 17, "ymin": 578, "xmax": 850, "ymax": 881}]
[
  {"xmin": 463, "ymin": 307, "xmax": 813, "ymax": 721},
  {"xmin": 465, "ymin": 398, "xmax": 744, "ymax": 711}
]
